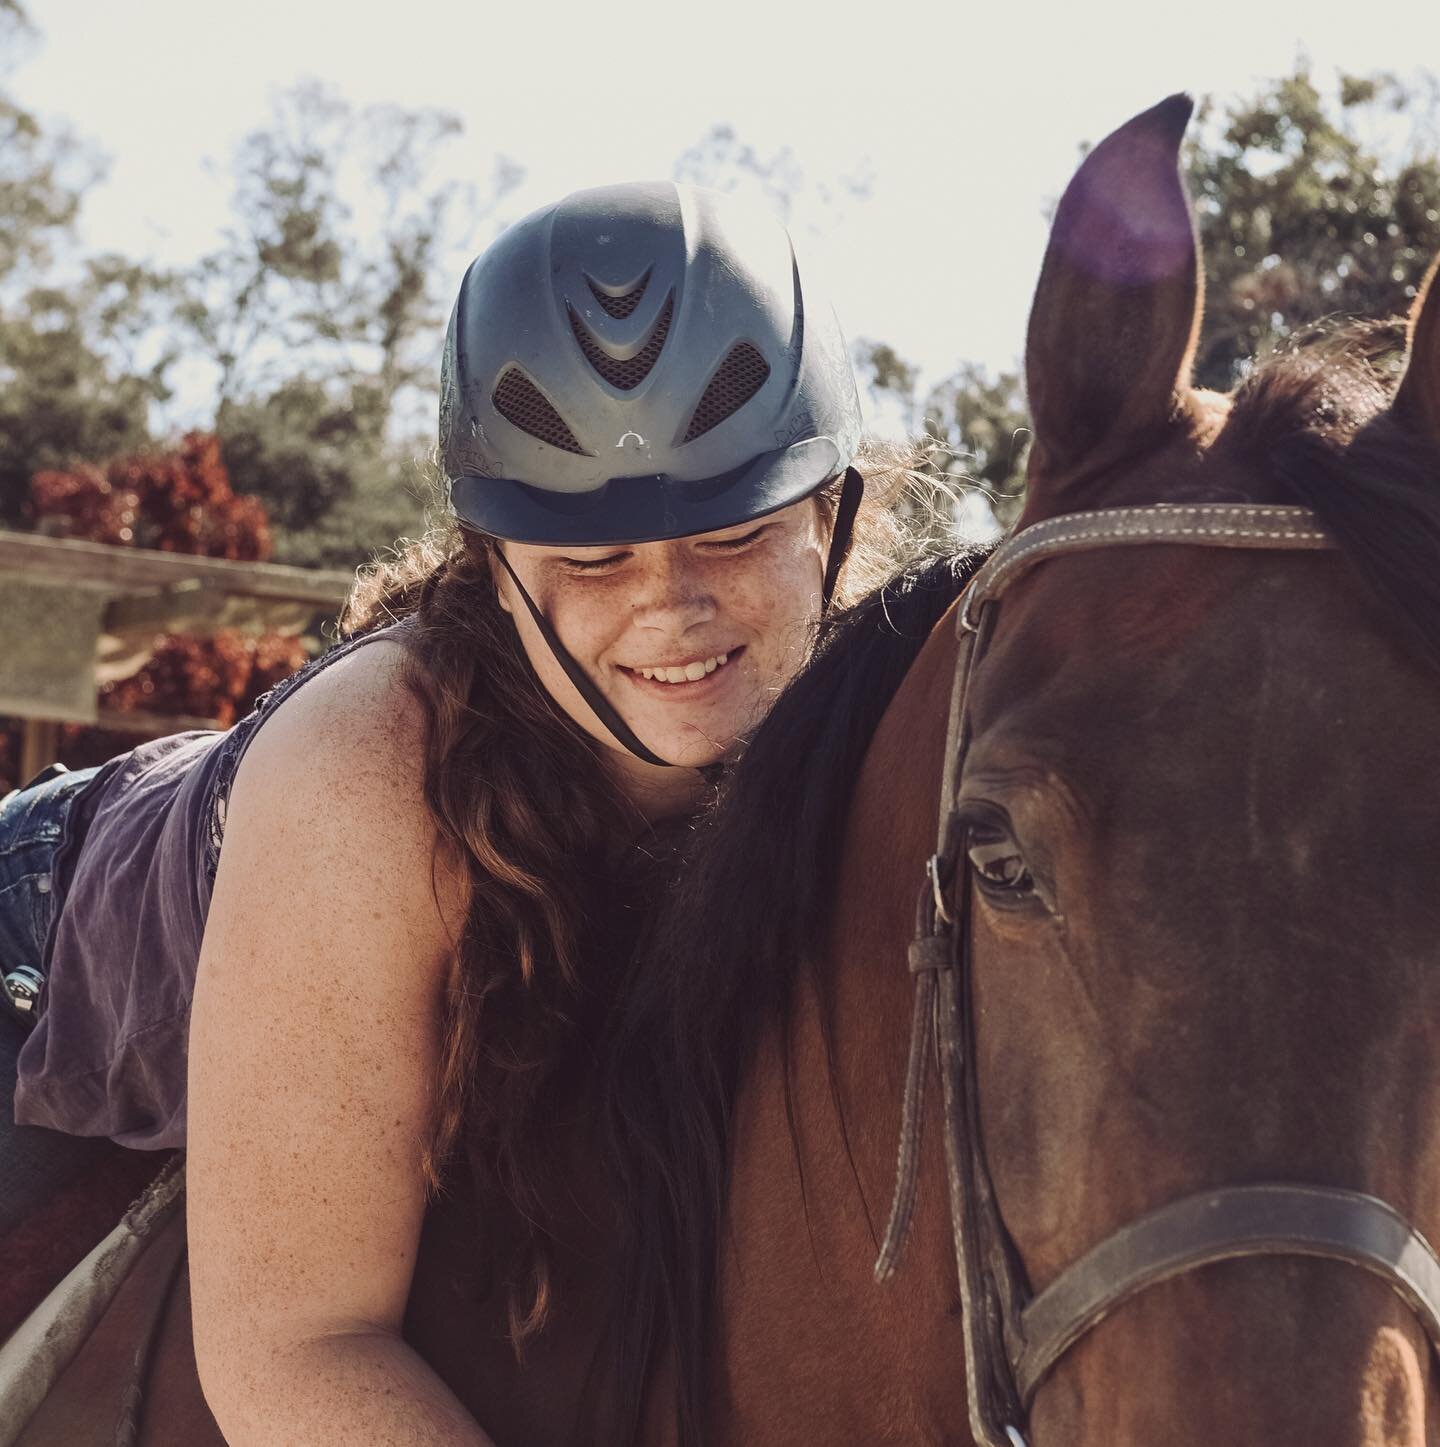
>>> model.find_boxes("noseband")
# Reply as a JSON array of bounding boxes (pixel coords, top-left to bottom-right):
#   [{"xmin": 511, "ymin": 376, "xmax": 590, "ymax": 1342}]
[{"xmin": 876, "ymin": 503, "xmax": 1440, "ymax": 1447}]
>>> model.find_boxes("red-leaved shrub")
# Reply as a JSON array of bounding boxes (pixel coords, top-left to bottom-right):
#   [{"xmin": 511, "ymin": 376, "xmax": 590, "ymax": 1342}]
[{"xmin": 1, "ymin": 434, "xmax": 313, "ymax": 788}]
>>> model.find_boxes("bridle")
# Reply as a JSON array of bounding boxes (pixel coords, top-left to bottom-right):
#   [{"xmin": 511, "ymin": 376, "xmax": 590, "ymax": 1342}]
[{"xmin": 875, "ymin": 503, "xmax": 1440, "ymax": 1447}]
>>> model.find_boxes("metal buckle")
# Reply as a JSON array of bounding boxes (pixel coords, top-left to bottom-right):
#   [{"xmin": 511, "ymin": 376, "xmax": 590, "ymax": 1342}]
[{"xmin": 2, "ymin": 964, "xmax": 44, "ymax": 1014}]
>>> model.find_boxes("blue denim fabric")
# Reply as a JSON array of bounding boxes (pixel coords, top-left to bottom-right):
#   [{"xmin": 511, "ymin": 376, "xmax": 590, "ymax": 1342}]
[
  {"xmin": 0, "ymin": 764, "xmax": 105, "ymax": 1019},
  {"xmin": 1, "ymin": 764, "xmax": 117, "ymax": 1232}
]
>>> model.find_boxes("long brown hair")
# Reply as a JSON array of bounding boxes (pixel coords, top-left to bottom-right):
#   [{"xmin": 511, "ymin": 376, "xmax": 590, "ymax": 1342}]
[{"xmin": 337, "ymin": 441, "xmax": 932, "ymax": 1344}]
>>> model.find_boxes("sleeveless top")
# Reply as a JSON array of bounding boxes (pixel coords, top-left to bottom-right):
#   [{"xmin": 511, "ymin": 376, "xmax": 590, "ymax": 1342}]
[{"xmin": 12, "ymin": 618, "xmax": 415, "ymax": 1149}]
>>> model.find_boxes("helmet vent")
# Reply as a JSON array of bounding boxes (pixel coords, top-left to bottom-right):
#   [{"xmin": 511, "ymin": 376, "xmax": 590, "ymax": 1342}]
[
  {"xmin": 492, "ymin": 369, "xmax": 589, "ymax": 455},
  {"xmin": 682, "ymin": 343, "xmax": 772, "ymax": 443},
  {"xmin": 587, "ymin": 270, "xmax": 650, "ymax": 319},
  {"xmin": 569, "ymin": 292, "xmax": 673, "ymax": 391}
]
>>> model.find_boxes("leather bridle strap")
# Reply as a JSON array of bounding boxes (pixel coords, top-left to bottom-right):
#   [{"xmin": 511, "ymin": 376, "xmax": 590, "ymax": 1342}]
[
  {"xmin": 1015, "ymin": 1184, "xmax": 1440, "ymax": 1405},
  {"xmin": 959, "ymin": 502, "xmax": 1335, "ymax": 631}
]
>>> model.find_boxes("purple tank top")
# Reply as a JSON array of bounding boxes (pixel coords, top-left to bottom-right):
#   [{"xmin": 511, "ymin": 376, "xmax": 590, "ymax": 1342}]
[{"xmin": 13, "ymin": 620, "xmax": 413, "ymax": 1149}]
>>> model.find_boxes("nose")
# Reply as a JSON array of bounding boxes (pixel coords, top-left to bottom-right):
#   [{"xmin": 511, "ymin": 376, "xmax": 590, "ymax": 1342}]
[{"xmin": 628, "ymin": 546, "xmax": 718, "ymax": 633}]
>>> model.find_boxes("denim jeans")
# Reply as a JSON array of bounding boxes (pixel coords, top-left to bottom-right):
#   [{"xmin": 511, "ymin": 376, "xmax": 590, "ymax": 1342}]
[
  {"xmin": 0, "ymin": 763, "xmax": 117, "ymax": 1238},
  {"xmin": 0, "ymin": 763, "xmax": 105, "ymax": 1023}
]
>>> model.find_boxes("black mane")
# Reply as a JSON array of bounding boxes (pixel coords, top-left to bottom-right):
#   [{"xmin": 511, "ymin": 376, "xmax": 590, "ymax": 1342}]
[{"xmin": 598, "ymin": 547, "xmax": 991, "ymax": 1442}]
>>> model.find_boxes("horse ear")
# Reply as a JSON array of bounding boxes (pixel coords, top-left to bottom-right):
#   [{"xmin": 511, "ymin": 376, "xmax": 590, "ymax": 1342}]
[
  {"xmin": 1024, "ymin": 94, "xmax": 1202, "ymax": 488},
  {"xmin": 1391, "ymin": 253, "xmax": 1440, "ymax": 447}
]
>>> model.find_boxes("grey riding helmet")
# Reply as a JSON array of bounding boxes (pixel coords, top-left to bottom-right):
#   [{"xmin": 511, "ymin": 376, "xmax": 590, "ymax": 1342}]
[{"xmin": 440, "ymin": 181, "xmax": 863, "ymax": 547}]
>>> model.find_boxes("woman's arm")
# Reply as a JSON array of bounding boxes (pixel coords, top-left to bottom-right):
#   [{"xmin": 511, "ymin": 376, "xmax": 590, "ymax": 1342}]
[{"xmin": 187, "ymin": 642, "xmax": 491, "ymax": 1446}]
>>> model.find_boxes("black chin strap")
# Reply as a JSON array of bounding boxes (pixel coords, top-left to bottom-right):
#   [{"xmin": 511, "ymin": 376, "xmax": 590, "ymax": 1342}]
[
  {"xmin": 495, "ymin": 546, "xmax": 670, "ymax": 768},
  {"xmin": 498, "ymin": 465, "xmax": 866, "ymax": 771},
  {"xmin": 822, "ymin": 466, "xmax": 865, "ymax": 612}
]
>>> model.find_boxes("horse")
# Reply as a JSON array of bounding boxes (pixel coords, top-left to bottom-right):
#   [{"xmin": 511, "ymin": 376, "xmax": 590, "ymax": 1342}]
[
  {"xmin": 614, "ymin": 93, "xmax": 1440, "ymax": 1446},
  {"xmin": 7, "ymin": 92, "xmax": 1440, "ymax": 1447}
]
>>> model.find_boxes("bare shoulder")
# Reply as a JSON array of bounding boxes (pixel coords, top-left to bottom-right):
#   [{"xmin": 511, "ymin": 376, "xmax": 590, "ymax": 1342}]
[
  {"xmin": 245, "ymin": 635, "xmax": 426, "ymax": 781},
  {"xmin": 224, "ymin": 632, "xmax": 467, "ymax": 952}
]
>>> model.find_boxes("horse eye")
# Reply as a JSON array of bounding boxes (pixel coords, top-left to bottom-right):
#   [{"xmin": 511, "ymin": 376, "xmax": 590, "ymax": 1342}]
[{"xmin": 966, "ymin": 830, "xmax": 1035, "ymax": 897}]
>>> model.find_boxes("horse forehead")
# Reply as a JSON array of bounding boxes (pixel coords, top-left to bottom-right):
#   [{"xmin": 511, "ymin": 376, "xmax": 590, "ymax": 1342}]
[
  {"xmin": 977, "ymin": 537, "xmax": 1393, "ymax": 675},
  {"xmin": 965, "ymin": 546, "xmax": 1437, "ymax": 810},
  {"xmin": 968, "ymin": 546, "xmax": 1289, "ymax": 722}
]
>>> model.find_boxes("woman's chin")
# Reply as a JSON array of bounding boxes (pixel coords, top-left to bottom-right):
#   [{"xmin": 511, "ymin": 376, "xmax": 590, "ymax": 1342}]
[{"xmin": 637, "ymin": 727, "xmax": 734, "ymax": 773}]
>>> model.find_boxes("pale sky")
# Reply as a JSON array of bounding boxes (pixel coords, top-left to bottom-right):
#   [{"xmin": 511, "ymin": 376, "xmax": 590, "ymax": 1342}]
[{"xmin": 12, "ymin": 0, "xmax": 1440, "ymax": 433}]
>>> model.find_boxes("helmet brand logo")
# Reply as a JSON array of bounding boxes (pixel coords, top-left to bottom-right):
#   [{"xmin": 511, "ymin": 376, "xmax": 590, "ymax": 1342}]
[{"xmin": 616, "ymin": 432, "xmax": 646, "ymax": 450}]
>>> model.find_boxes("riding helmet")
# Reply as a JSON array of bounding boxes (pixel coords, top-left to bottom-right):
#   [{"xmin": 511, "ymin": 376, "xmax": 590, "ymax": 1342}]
[{"xmin": 440, "ymin": 181, "xmax": 863, "ymax": 546}]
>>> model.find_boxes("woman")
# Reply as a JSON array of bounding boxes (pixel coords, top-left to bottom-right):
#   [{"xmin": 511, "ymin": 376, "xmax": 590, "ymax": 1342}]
[{"xmin": 0, "ymin": 182, "xmax": 916, "ymax": 1443}]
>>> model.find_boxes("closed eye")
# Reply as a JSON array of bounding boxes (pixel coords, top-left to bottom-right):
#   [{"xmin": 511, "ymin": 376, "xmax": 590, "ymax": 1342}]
[
  {"xmin": 558, "ymin": 551, "xmax": 630, "ymax": 573},
  {"xmin": 700, "ymin": 525, "xmax": 767, "ymax": 552}
]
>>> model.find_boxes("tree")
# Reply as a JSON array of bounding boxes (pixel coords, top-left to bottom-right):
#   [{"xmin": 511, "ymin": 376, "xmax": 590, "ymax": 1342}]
[
  {"xmin": 917, "ymin": 364, "xmax": 1030, "ymax": 530},
  {"xmin": 0, "ymin": 279, "xmax": 159, "ymax": 526},
  {"xmin": 173, "ymin": 83, "xmax": 523, "ymax": 567},
  {"xmin": 1188, "ymin": 67, "xmax": 1440, "ymax": 391},
  {"xmin": 0, "ymin": 4, "xmax": 172, "ymax": 525}
]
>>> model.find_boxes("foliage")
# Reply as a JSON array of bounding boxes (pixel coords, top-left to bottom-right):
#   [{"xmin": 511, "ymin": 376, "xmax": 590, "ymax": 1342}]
[
  {"xmin": 30, "ymin": 431, "xmax": 270, "ymax": 558},
  {"xmin": 175, "ymin": 84, "xmax": 519, "ymax": 417},
  {"xmin": 0, "ymin": 277, "xmax": 160, "ymax": 526},
  {"xmin": 170, "ymin": 84, "xmax": 520, "ymax": 568},
  {"xmin": 213, "ymin": 375, "xmax": 427, "ymax": 568},
  {"xmin": 918, "ymin": 364, "xmax": 1030, "ymax": 529},
  {"xmin": 0, "ymin": 632, "xmax": 309, "ymax": 788},
  {"xmin": 11, "ymin": 434, "xmax": 300, "ymax": 783},
  {"xmin": 0, "ymin": 57, "xmax": 167, "ymax": 525},
  {"xmin": 97, "ymin": 631, "xmax": 307, "ymax": 731},
  {"xmin": 1188, "ymin": 68, "xmax": 1440, "ymax": 391}
]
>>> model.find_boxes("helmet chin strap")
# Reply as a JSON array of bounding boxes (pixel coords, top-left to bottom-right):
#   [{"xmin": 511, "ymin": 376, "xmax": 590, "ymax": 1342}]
[
  {"xmin": 493, "ymin": 546, "xmax": 670, "ymax": 768},
  {"xmin": 496, "ymin": 466, "xmax": 865, "ymax": 771}
]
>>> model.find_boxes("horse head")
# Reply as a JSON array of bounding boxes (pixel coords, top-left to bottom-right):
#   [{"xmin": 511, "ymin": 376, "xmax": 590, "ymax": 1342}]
[{"xmin": 956, "ymin": 94, "xmax": 1440, "ymax": 1445}]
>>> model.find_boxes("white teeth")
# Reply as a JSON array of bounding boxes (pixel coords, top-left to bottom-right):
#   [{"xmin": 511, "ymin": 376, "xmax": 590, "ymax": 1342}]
[{"xmin": 633, "ymin": 653, "xmax": 731, "ymax": 685}]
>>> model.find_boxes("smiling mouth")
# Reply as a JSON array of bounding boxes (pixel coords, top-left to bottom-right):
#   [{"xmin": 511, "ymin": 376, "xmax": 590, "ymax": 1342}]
[{"xmin": 619, "ymin": 649, "xmax": 741, "ymax": 686}]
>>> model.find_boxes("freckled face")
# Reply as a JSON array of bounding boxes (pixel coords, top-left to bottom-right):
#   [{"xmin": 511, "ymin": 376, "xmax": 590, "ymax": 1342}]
[{"xmin": 494, "ymin": 499, "xmax": 829, "ymax": 774}]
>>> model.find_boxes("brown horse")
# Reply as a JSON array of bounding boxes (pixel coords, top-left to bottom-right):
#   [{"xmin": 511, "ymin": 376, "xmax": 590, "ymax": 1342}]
[
  {"xmin": 9, "ymin": 93, "xmax": 1440, "ymax": 1447},
  {"xmin": 641, "ymin": 95, "xmax": 1440, "ymax": 1445}
]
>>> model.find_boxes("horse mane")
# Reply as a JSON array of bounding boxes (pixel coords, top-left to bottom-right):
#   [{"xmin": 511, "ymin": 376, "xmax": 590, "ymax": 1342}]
[
  {"xmin": 597, "ymin": 546, "xmax": 992, "ymax": 1443},
  {"xmin": 1222, "ymin": 318, "xmax": 1440, "ymax": 672}
]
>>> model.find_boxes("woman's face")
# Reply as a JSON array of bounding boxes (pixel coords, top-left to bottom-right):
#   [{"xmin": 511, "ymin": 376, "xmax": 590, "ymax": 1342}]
[{"xmin": 495, "ymin": 498, "xmax": 829, "ymax": 783}]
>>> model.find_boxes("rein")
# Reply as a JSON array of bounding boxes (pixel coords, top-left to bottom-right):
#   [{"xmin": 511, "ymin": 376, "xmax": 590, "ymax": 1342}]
[{"xmin": 875, "ymin": 503, "xmax": 1440, "ymax": 1447}]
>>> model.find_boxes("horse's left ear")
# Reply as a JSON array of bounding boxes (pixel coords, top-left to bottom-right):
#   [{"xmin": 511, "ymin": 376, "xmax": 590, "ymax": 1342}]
[
  {"xmin": 1391, "ymin": 254, "xmax": 1440, "ymax": 447},
  {"xmin": 1025, "ymin": 94, "xmax": 1202, "ymax": 489}
]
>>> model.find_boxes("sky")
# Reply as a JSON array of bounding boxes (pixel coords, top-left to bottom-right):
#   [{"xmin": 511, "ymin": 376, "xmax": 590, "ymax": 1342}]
[{"xmin": 10, "ymin": 0, "xmax": 1440, "ymax": 433}]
